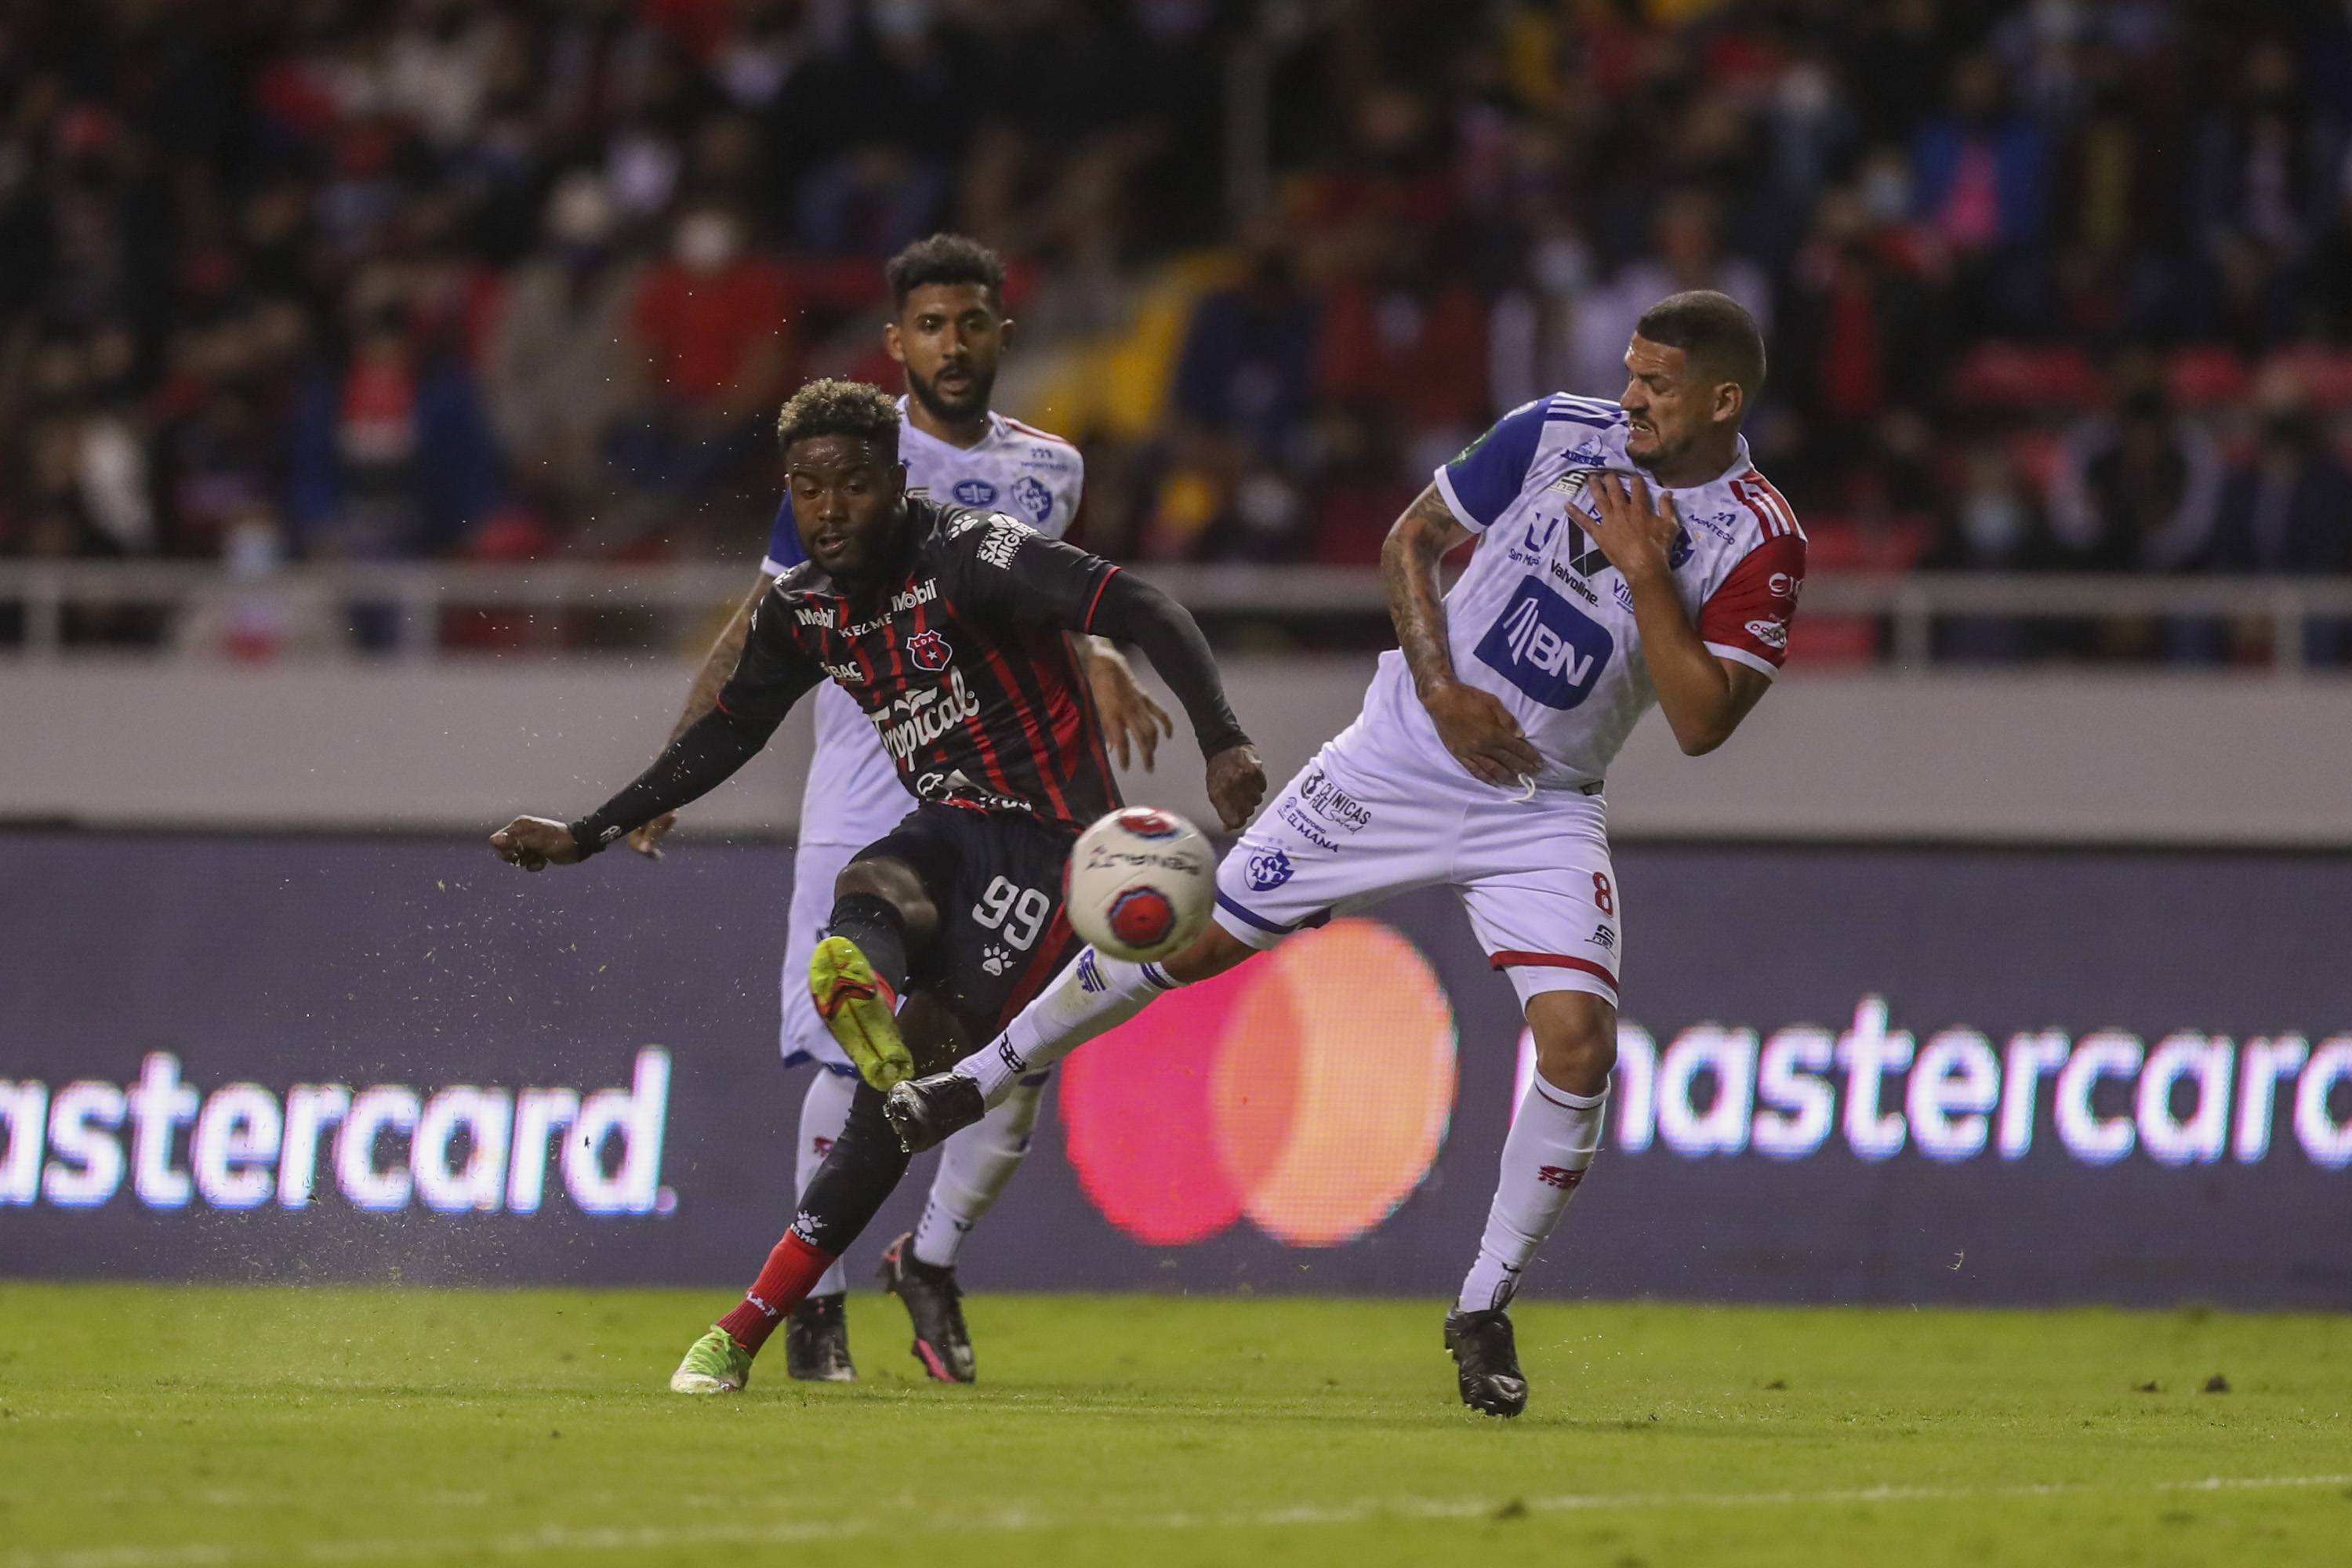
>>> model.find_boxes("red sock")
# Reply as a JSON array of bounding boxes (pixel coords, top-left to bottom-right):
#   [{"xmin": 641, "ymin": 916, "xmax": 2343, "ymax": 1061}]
[{"xmin": 715, "ymin": 1232, "xmax": 837, "ymax": 1355}]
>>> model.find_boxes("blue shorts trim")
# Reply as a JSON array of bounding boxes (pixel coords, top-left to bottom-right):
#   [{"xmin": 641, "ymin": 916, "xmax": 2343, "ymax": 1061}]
[
  {"xmin": 1214, "ymin": 891, "xmax": 1290, "ymax": 935},
  {"xmin": 782, "ymin": 1048, "xmax": 860, "ymax": 1078}
]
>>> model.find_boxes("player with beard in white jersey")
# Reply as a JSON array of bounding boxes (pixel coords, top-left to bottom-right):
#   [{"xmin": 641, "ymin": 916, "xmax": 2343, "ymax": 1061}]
[
  {"xmin": 628, "ymin": 235, "xmax": 1171, "ymax": 1385},
  {"xmin": 883, "ymin": 291, "xmax": 1806, "ymax": 1417}
]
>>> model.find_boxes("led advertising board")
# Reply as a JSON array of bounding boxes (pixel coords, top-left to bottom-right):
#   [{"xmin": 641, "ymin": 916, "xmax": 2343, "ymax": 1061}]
[{"xmin": 0, "ymin": 833, "xmax": 2345, "ymax": 1306}]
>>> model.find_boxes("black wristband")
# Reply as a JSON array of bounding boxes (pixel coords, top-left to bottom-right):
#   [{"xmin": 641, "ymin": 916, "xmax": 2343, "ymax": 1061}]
[
  {"xmin": 1199, "ymin": 728, "xmax": 1253, "ymax": 759},
  {"xmin": 566, "ymin": 818, "xmax": 620, "ymax": 858}
]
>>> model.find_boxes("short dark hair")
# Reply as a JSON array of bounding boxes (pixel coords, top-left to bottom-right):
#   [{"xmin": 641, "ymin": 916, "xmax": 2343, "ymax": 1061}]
[
  {"xmin": 884, "ymin": 233, "xmax": 1007, "ymax": 310},
  {"xmin": 775, "ymin": 377, "xmax": 899, "ymax": 459},
  {"xmin": 1635, "ymin": 290, "xmax": 1767, "ymax": 404}
]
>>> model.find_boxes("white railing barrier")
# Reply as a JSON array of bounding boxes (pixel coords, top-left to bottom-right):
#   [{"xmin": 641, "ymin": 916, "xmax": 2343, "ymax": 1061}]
[{"xmin": 2, "ymin": 562, "xmax": 2350, "ymax": 672}]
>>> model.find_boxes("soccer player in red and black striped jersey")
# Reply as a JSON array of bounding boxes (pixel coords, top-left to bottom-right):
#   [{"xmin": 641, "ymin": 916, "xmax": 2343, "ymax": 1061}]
[{"xmin": 490, "ymin": 378, "xmax": 1264, "ymax": 1393}]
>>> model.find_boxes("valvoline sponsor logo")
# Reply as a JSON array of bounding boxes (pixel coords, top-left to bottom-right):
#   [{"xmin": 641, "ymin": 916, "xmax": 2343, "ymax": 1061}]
[{"xmin": 1473, "ymin": 576, "xmax": 1613, "ymax": 709}]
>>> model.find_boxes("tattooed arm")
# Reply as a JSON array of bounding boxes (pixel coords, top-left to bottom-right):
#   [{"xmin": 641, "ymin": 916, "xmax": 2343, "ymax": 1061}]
[{"xmin": 1380, "ymin": 485, "xmax": 1544, "ymax": 788}]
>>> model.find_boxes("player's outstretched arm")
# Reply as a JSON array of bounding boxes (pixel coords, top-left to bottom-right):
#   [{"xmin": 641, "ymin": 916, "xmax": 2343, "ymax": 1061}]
[
  {"xmin": 1581, "ymin": 470, "xmax": 1771, "ymax": 754},
  {"xmin": 1087, "ymin": 574, "xmax": 1265, "ymax": 829},
  {"xmin": 627, "ymin": 569, "xmax": 773, "ymax": 858},
  {"xmin": 1080, "ymin": 637, "xmax": 1174, "ymax": 771},
  {"xmin": 490, "ymin": 815, "xmax": 584, "ymax": 872},
  {"xmin": 489, "ymin": 594, "xmax": 822, "ymax": 871},
  {"xmin": 1382, "ymin": 485, "xmax": 1544, "ymax": 787},
  {"xmin": 488, "ymin": 704, "xmax": 788, "ymax": 872}
]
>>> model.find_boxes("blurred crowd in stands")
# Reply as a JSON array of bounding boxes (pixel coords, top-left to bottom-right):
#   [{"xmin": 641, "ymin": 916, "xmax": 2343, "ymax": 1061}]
[{"xmin": 5, "ymin": 0, "xmax": 2352, "ymax": 662}]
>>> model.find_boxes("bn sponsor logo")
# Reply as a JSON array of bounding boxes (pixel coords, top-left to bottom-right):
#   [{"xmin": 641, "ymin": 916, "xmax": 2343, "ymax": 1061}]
[{"xmin": 1475, "ymin": 577, "xmax": 1613, "ymax": 709}]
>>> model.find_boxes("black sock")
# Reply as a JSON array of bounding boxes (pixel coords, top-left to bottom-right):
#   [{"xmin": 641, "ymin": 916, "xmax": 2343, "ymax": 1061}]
[
  {"xmin": 826, "ymin": 891, "xmax": 910, "ymax": 995},
  {"xmin": 793, "ymin": 1083, "xmax": 915, "ymax": 1254}
]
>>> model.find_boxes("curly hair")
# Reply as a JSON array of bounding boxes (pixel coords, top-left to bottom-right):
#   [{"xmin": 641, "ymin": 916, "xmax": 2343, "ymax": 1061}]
[
  {"xmin": 884, "ymin": 232, "xmax": 1007, "ymax": 310},
  {"xmin": 774, "ymin": 377, "xmax": 900, "ymax": 459}
]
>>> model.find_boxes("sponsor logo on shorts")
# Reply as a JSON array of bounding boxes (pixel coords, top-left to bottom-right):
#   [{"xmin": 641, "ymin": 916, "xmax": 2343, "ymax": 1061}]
[
  {"xmin": 1745, "ymin": 618, "xmax": 1789, "ymax": 649},
  {"xmin": 1245, "ymin": 847, "xmax": 1294, "ymax": 891},
  {"xmin": 1767, "ymin": 572, "xmax": 1800, "ymax": 601},
  {"xmin": 1475, "ymin": 577, "xmax": 1613, "ymax": 710},
  {"xmin": 1297, "ymin": 769, "xmax": 1373, "ymax": 832},
  {"xmin": 981, "ymin": 942, "xmax": 1014, "ymax": 977},
  {"xmin": 906, "ymin": 628, "xmax": 952, "ymax": 670},
  {"xmin": 1276, "ymin": 803, "xmax": 1341, "ymax": 851},
  {"xmin": 1590, "ymin": 925, "xmax": 1617, "ymax": 951},
  {"xmin": 952, "ymin": 478, "xmax": 1000, "ymax": 506}
]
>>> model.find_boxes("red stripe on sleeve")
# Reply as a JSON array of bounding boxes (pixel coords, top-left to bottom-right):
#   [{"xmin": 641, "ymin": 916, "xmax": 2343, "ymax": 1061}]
[{"xmin": 1080, "ymin": 564, "xmax": 1119, "ymax": 633}]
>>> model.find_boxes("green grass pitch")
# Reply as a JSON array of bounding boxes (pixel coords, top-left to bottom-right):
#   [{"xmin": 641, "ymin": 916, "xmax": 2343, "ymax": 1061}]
[{"xmin": 2, "ymin": 1285, "xmax": 2347, "ymax": 1566}]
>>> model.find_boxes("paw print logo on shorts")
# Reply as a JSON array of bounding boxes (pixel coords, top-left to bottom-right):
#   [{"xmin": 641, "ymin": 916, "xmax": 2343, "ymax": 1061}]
[{"xmin": 981, "ymin": 943, "xmax": 1014, "ymax": 976}]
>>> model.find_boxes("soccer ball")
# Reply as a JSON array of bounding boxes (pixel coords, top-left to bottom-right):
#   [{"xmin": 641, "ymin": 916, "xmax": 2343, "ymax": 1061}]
[{"xmin": 1064, "ymin": 807, "xmax": 1215, "ymax": 964}]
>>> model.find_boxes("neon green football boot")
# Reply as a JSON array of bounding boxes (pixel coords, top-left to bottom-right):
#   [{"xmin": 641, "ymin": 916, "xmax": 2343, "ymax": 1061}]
[
  {"xmin": 670, "ymin": 1326, "xmax": 754, "ymax": 1394},
  {"xmin": 809, "ymin": 935, "xmax": 915, "ymax": 1091}
]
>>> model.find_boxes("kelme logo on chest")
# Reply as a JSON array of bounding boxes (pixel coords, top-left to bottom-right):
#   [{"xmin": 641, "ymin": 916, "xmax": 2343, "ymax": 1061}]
[{"xmin": 1474, "ymin": 576, "xmax": 1613, "ymax": 709}]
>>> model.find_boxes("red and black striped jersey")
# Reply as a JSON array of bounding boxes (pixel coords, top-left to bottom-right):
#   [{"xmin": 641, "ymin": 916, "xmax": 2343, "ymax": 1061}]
[{"xmin": 715, "ymin": 496, "xmax": 1124, "ymax": 834}]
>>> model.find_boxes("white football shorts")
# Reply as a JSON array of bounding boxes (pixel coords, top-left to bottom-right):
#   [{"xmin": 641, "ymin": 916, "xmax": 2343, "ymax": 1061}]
[
  {"xmin": 1210, "ymin": 735, "xmax": 1624, "ymax": 1008},
  {"xmin": 781, "ymin": 837, "xmax": 861, "ymax": 1075}
]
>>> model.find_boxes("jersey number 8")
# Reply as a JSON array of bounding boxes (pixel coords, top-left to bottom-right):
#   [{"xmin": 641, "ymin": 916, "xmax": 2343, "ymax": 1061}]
[{"xmin": 973, "ymin": 876, "xmax": 1051, "ymax": 951}]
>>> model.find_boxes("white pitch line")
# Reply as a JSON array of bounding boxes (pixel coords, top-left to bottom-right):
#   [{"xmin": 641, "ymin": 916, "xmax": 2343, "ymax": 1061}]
[{"xmin": 7, "ymin": 1473, "xmax": 2347, "ymax": 1568}]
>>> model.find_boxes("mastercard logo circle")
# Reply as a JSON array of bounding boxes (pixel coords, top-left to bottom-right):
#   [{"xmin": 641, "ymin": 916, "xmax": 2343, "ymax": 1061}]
[{"xmin": 1058, "ymin": 918, "xmax": 1458, "ymax": 1247}]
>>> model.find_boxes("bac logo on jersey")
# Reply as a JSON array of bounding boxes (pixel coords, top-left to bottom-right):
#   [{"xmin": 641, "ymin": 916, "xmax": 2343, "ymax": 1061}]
[
  {"xmin": 906, "ymin": 629, "xmax": 952, "ymax": 671},
  {"xmin": 1012, "ymin": 474, "xmax": 1053, "ymax": 524},
  {"xmin": 952, "ymin": 479, "xmax": 999, "ymax": 506},
  {"xmin": 1475, "ymin": 577, "xmax": 1613, "ymax": 709}
]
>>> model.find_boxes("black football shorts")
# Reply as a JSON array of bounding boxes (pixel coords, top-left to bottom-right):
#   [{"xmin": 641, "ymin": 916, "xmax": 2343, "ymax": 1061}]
[{"xmin": 855, "ymin": 802, "xmax": 1083, "ymax": 1053}]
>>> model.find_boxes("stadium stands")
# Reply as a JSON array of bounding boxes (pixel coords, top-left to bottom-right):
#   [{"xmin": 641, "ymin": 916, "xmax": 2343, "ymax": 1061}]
[{"xmin": 0, "ymin": 0, "xmax": 2349, "ymax": 668}]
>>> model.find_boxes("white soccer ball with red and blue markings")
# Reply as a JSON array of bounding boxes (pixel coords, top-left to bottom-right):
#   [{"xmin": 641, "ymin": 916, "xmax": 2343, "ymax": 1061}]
[{"xmin": 1065, "ymin": 807, "xmax": 1215, "ymax": 964}]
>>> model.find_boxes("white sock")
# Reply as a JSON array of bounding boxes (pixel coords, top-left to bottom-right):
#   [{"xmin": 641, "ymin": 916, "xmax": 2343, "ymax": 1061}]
[
  {"xmin": 1455, "ymin": 1076, "xmax": 1606, "ymax": 1314},
  {"xmin": 955, "ymin": 946, "xmax": 1182, "ymax": 1105},
  {"xmin": 912, "ymin": 1075, "xmax": 1047, "ymax": 1268},
  {"xmin": 796, "ymin": 1069, "xmax": 858, "ymax": 1298}
]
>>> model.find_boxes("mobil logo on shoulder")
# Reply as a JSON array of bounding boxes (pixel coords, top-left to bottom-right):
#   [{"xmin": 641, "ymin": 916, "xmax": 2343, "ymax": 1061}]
[{"xmin": 1474, "ymin": 576, "xmax": 1613, "ymax": 709}]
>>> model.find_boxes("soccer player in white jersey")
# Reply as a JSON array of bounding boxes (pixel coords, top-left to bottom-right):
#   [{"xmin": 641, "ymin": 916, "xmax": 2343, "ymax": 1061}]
[
  {"xmin": 630, "ymin": 234, "xmax": 1170, "ymax": 1383},
  {"xmin": 884, "ymin": 291, "xmax": 1805, "ymax": 1416}
]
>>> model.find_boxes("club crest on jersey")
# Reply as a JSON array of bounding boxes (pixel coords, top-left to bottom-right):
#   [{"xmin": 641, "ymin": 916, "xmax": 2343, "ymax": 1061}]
[
  {"xmin": 952, "ymin": 479, "xmax": 999, "ymax": 506},
  {"xmin": 1245, "ymin": 847, "xmax": 1294, "ymax": 891},
  {"xmin": 1474, "ymin": 577, "xmax": 1613, "ymax": 710},
  {"xmin": 1012, "ymin": 474, "xmax": 1053, "ymax": 524},
  {"xmin": 906, "ymin": 628, "xmax": 952, "ymax": 671}
]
